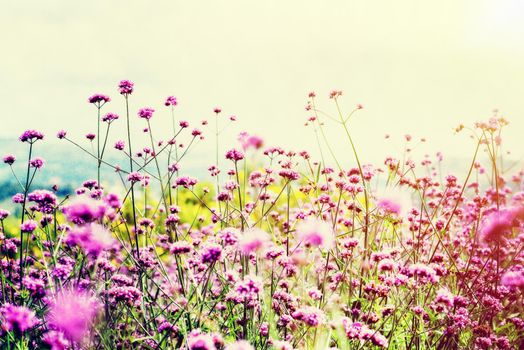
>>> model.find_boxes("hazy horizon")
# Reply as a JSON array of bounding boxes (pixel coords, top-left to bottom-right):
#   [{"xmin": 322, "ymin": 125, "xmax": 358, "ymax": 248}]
[{"xmin": 2, "ymin": 0, "xmax": 524, "ymax": 170}]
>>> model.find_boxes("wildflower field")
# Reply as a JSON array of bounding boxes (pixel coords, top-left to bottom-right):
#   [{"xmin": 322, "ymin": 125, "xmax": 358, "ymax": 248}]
[{"xmin": 0, "ymin": 81, "xmax": 523, "ymax": 349}]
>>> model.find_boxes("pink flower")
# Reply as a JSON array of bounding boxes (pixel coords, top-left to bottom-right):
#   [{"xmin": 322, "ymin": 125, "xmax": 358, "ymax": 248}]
[
  {"xmin": 3, "ymin": 154, "xmax": 15, "ymax": 165},
  {"xmin": 296, "ymin": 217, "xmax": 334, "ymax": 250},
  {"xmin": 188, "ymin": 332, "xmax": 216, "ymax": 350},
  {"xmin": 63, "ymin": 197, "xmax": 106, "ymax": 224},
  {"xmin": 237, "ymin": 228, "xmax": 270, "ymax": 254},
  {"xmin": 20, "ymin": 220, "xmax": 38, "ymax": 233},
  {"xmin": 138, "ymin": 107, "xmax": 155, "ymax": 120},
  {"xmin": 118, "ymin": 80, "xmax": 134, "ymax": 95},
  {"xmin": 480, "ymin": 206, "xmax": 524, "ymax": 244},
  {"xmin": 48, "ymin": 289, "xmax": 100, "ymax": 342},
  {"xmin": 88, "ymin": 94, "xmax": 110, "ymax": 105},
  {"xmin": 67, "ymin": 223, "xmax": 115, "ymax": 256},
  {"xmin": 501, "ymin": 270, "xmax": 524, "ymax": 288},
  {"xmin": 19, "ymin": 129, "xmax": 44, "ymax": 143},
  {"xmin": 164, "ymin": 96, "xmax": 178, "ymax": 107},
  {"xmin": 0, "ymin": 304, "xmax": 38, "ymax": 333}
]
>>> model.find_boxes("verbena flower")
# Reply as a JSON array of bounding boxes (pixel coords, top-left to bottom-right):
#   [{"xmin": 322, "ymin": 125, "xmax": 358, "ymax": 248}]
[
  {"xmin": 66, "ymin": 223, "xmax": 115, "ymax": 256},
  {"xmin": 137, "ymin": 107, "xmax": 155, "ymax": 120},
  {"xmin": 118, "ymin": 80, "xmax": 134, "ymax": 95},
  {"xmin": 164, "ymin": 96, "xmax": 177, "ymax": 107},
  {"xmin": 20, "ymin": 220, "xmax": 38, "ymax": 233},
  {"xmin": 63, "ymin": 197, "xmax": 106, "ymax": 224},
  {"xmin": 102, "ymin": 112, "xmax": 119, "ymax": 123},
  {"xmin": 296, "ymin": 217, "xmax": 334, "ymax": 250},
  {"xmin": 48, "ymin": 289, "xmax": 100, "ymax": 343},
  {"xmin": 19, "ymin": 129, "xmax": 44, "ymax": 143},
  {"xmin": 88, "ymin": 93, "xmax": 111, "ymax": 105},
  {"xmin": 3, "ymin": 154, "xmax": 15, "ymax": 165},
  {"xmin": 0, "ymin": 304, "xmax": 38, "ymax": 333}
]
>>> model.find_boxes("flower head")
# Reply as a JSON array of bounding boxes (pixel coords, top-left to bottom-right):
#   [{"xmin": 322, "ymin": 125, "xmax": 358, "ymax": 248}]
[
  {"xmin": 88, "ymin": 94, "xmax": 111, "ymax": 105},
  {"xmin": 165, "ymin": 96, "xmax": 178, "ymax": 107},
  {"xmin": 3, "ymin": 154, "xmax": 15, "ymax": 165},
  {"xmin": 67, "ymin": 223, "xmax": 115, "ymax": 256},
  {"xmin": 48, "ymin": 289, "xmax": 100, "ymax": 342},
  {"xmin": 237, "ymin": 228, "xmax": 270, "ymax": 254},
  {"xmin": 118, "ymin": 80, "xmax": 134, "ymax": 95},
  {"xmin": 0, "ymin": 304, "xmax": 38, "ymax": 333},
  {"xmin": 29, "ymin": 157, "xmax": 45, "ymax": 169},
  {"xmin": 138, "ymin": 107, "xmax": 155, "ymax": 120},
  {"xmin": 21, "ymin": 220, "xmax": 38, "ymax": 233},
  {"xmin": 102, "ymin": 112, "xmax": 119, "ymax": 123},
  {"xmin": 296, "ymin": 217, "xmax": 334, "ymax": 250},
  {"xmin": 63, "ymin": 197, "xmax": 106, "ymax": 224},
  {"xmin": 19, "ymin": 129, "xmax": 44, "ymax": 143}
]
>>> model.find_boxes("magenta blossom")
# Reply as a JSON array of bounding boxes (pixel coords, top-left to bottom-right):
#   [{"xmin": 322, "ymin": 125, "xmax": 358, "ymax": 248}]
[
  {"xmin": 237, "ymin": 228, "xmax": 270, "ymax": 254},
  {"xmin": 0, "ymin": 304, "xmax": 38, "ymax": 333},
  {"xmin": 20, "ymin": 220, "xmax": 38, "ymax": 233},
  {"xmin": 63, "ymin": 197, "xmax": 106, "ymax": 224},
  {"xmin": 164, "ymin": 96, "xmax": 178, "ymax": 107},
  {"xmin": 118, "ymin": 80, "xmax": 134, "ymax": 95},
  {"xmin": 88, "ymin": 94, "xmax": 110, "ymax": 105},
  {"xmin": 19, "ymin": 129, "xmax": 44, "ymax": 143},
  {"xmin": 66, "ymin": 223, "xmax": 115, "ymax": 256},
  {"xmin": 48, "ymin": 289, "xmax": 100, "ymax": 342},
  {"xmin": 102, "ymin": 112, "xmax": 119, "ymax": 123},
  {"xmin": 3, "ymin": 154, "xmax": 15, "ymax": 165},
  {"xmin": 137, "ymin": 107, "xmax": 155, "ymax": 120},
  {"xmin": 296, "ymin": 217, "xmax": 334, "ymax": 250}
]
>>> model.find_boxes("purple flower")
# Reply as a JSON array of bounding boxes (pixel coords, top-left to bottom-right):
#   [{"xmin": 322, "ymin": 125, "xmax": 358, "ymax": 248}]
[
  {"xmin": 66, "ymin": 223, "xmax": 115, "ymax": 256},
  {"xmin": 3, "ymin": 154, "xmax": 15, "ymax": 165},
  {"xmin": 237, "ymin": 228, "xmax": 269, "ymax": 254},
  {"xmin": 27, "ymin": 190, "xmax": 58, "ymax": 213},
  {"xmin": 118, "ymin": 80, "xmax": 134, "ymax": 95},
  {"xmin": 137, "ymin": 107, "xmax": 155, "ymax": 120},
  {"xmin": 48, "ymin": 289, "xmax": 100, "ymax": 342},
  {"xmin": 29, "ymin": 157, "xmax": 45, "ymax": 169},
  {"xmin": 102, "ymin": 112, "xmax": 119, "ymax": 123},
  {"xmin": 164, "ymin": 96, "xmax": 178, "ymax": 107},
  {"xmin": 127, "ymin": 172, "xmax": 144, "ymax": 183},
  {"xmin": 169, "ymin": 241, "xmax": 192, "ymax": 255},
  {"xmin": 0, "ymin": 304, "xmax": 38, "ymax": 333},
  {"xmin": 20, "ymin": 220, "xmax": 38, "ymax": 233},
  {"xmin": 85, "ymin": 133, "xmax": 96, "ymax": 141},
  {"xmin": 12, "ymin": 193, "xmax": 25, "ymax": 204},
  {"xmin": 114, "ymin": 140, "xmax": 125, "ymax": 150},
  {"xmin": 108, "ymin": 286, "xmax": 142, "ymax": 307},
  {"xmin": 201, "ymin": 244, "xmax": 223, "ymax": 264},
  {"xmin": 19, "ymin": 129, "xmax": 44, "ymax": 143},
  {"xmin": 57, "ymin": 130, "xmax": 67, "ymax": 139},
  {"xmin": 42, "ymin": 331, "xmax": 70, "ymax": 350},
  {"xmin": 88, "ymin": 93, "xmax": 111, "ymax": 105},
  {"xmin": 501, "ymin": 270, "xmax": 524, "ymax": 288},
  {"xmin": 225, "ymin": 149, "xmax": 244, "ymax": 162},
  {"xmin": 0, "ymin": 209, "xmax": 10, "ymax": 220},
  {"xmin": 188, "ymin": 333, "xmax": 216, "ymax": 350},
  {"xmin": 278, "ymin": 169, "xmax": 299, "ymax": 181},
  {"xmin": 63, "ymin": 197, "xmax": 106, "ymax": 224},
  {"xmin": 296, "ymin": 218, "xmax": 334, "ymax": 250}
]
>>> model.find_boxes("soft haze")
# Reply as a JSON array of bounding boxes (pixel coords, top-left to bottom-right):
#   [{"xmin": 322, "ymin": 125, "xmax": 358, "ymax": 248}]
[{"xmin": 2, "ymin": 0, "xmax": 523, "ymax": 172}]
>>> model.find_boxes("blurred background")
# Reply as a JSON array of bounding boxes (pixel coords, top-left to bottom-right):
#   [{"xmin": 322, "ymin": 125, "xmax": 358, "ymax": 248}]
[{"xmin": 1, "ymin": 0, "xmax": 523, "ymax": 192}]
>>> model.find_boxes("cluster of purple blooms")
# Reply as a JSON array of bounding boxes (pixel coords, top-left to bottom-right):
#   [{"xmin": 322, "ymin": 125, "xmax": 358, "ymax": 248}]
[{"xmin": 0, "ymin": 85, "xmax": 523, "ymax": 349}]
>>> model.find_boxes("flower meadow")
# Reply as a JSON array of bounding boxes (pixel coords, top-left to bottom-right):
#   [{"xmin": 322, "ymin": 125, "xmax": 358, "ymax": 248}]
[{"xmin": 0, "ymin": 82, "xmax": 523, "ymax": 350}]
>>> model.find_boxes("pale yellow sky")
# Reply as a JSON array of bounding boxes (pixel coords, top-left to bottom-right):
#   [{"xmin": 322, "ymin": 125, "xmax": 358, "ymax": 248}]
[{"xmin": 1, "ymin": 0, "xmax": 523, "ymax": 170}]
